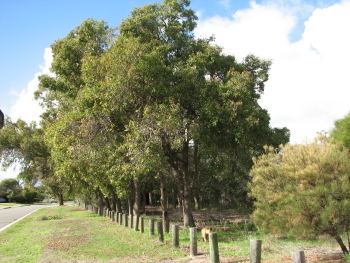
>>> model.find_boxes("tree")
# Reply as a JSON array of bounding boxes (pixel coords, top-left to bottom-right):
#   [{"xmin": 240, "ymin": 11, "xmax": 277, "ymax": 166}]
[
  {"xmin": 36, "ymin": 0, "xmax": 289, "ymax": 227},
  {"xmin": 90, "ymin": 0, "xmax": 288, "ymax": 226},
  {"xmin": 0, "ymin": 110, "xmax": 4, "ymax": 129},
  {"xmin": 250, "ymin": 137, "xmax": 350, "ymax": 255},
  {"xmin": 35, "ymin": 19, "xmax": 113, "ymax": 207},
  {"xmin": 331, "ymin": 113, "xmax": 350, "ymax": 148},
  {"xmin": 0, "ymin": 120, "xmax": 66, "ymax": 204},
  {"xmin": 0, "ymin": 178, "xmax": 21, "ymax": 202}
]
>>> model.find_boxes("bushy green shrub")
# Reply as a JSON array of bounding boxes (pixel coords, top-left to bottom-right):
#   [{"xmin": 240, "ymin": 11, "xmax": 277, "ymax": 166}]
[{"xmin": 250, "ymin": 137, "xmax": 350, "ymax": 254}]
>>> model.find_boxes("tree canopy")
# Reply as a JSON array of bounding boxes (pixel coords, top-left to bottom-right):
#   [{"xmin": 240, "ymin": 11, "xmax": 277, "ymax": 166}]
[
  {"xmin": 0, "ymin": 119, "xmax": 66, "ymax": 204},
  {"xmin": 0, "ymin": 110, "xmax": 4, "ymax": 129},
  {"xmin": 1, "ymin": 0, "xmax": 289, "ymax": 227},
  {"xmin": 331, "ymin": 113, "xmax": 350, "ymax": 148}
]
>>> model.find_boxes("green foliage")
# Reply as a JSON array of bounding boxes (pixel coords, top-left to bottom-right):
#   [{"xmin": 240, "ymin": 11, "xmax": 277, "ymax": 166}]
[
  {"xmin": 0, "ymin": 119, "xmax": 66, "ymax": 203},
  {"xmin": 250, "ymin": 137, "xmax": 350, "ymax": 254},
  {"xmin": 0, "ymin": 178, "xmax": 21, "ymax": 202},
  {"xmin": 35, "ymin": 0, "xmax": 289, "ymax": 226},
  {"xmin": 0, "ymin": 179, "xmax": 44, "ymax": 203},
  {"xmin": 331, "ymin": 113, "xmax": 350, "ymax": 148}
]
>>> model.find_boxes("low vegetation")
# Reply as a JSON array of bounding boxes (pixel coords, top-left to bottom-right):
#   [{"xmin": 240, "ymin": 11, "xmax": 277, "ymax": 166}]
[
  {"xmin": 250, "ymin": 136, "xmax": 350, "ymax": 255},
  {"xmin": 0, "ymin": 206, "xmax": 345, "ymax": 262},
  {"xmin": 0, "ymin": 206, "xmax": 184, "ymax": 263}
]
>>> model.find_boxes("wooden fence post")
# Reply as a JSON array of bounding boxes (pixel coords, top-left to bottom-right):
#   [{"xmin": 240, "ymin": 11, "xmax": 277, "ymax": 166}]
[
  {"xmin": 157, "ymin": 221, "xmax": 164, "ymax": 242},
  {"xmin": 140, "ymin": 217, "xmax": 144, "ymax": 233},
  {"xmin": 209, "ymin": 232, "xmax": 220, "ymax": 263},
  {"xmin": 250, "ymin": 240, "xmax": 262, "ymax": 263},
  {"xmin": 119, "ymin": 213, "xmax": 123, "ymax": 225},
  {"xmin": 116, "ymin": 212, "xmax": 119, "ymax": 223},
  {"xmin": 129, "ymin": 214, "xmax": 134, "ymax": 229},
  {"xmin": 190, "ymin": 227, "xmax": 197, "ymax": 257},
  {"xmin": 292, "ymin": 250, "xmax": 306, "ymax": 263},
  {"xmin": 135, "ymin": 215, "xmax": 140, "ymax": 231},
  {"xmin": 171, "ymin": 224, "xmax": 179, "ymax": 247},
  {"xmin": 124, "ymin": 214, "xmax": 128, "ymax": 227},
  {"xmin": 164, "ymin": 219, "xmax": 170, "ymax": 233},
  {"xmin": 111, "ymin": 211, "xmax": 115, "ymax": 221},
  {"xmin": 149, "ymin": 218, "xmax": 155, "ymax": 236}
]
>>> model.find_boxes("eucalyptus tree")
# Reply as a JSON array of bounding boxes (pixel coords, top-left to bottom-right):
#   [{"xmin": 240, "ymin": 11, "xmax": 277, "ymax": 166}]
[
  {"xmin": 36, "ymin": 0, "xmax": 289, "ymax": 227},
  {"xmin": 36, "ymin": 19, "xmax": 116, "ymax": 207},
  {"xmin": 88, "ymin": 0, "xmax": 289, "ymax": 226}
]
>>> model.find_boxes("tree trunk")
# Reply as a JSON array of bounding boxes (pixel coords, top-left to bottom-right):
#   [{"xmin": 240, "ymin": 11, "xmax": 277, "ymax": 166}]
[
  {"xmin": 133, "ymin": 178, "xmax": 141, "ymax": 216},
  {"xmin": 182, "ymin": 140, "xmax": 195, "ymax": 227},
  {"xmin": 183, "ymin": 179, "xmax": 195, "ymax": 227},
  {"xmin": 58, "ymin": 193, "xmax": 64, "ymax": 206},
  {"xmin": 128, "ymin": 181, "xmax": 135, "ymax": 215},
  {"xmin": 110, "ymin": 189, "xmax": 117, "ymax": 212},
  {"xmin": 193, "ymin": 141, "xmax": 200, "ymax": 210},
  {"xmin": 333, "ymin": 234, "xmax": 349, "ymax": 255},
  {"xmin": 160, "ymin": 174, "xmax": 170, "ymax": 233},
  {"xmin": 116, "ymin": 196, "xmax": 122, "ymax": 213},
  {"xmin": 149, "ymin": 192, "xmax": 153, "ymax": 206},
  {"xmin": 160, "ymin": 131, "xmax": 195, "ymax": 227},
  {"xmin": 96, "ymin": 189, "xmax": 105, "ymax": 216},
  {"xmin": 104, "ymin": 197, "xmax": 111, "ymax": 210},
  {"xmin": 140, "ymin": 192, "xmax": 146, "ymax": 214}
]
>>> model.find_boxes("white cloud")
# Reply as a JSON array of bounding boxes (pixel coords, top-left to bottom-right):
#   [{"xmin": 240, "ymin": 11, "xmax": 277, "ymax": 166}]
[
  {"xmin": 10, "ymin": 48, "xmax": 53, "ymax": 124},
  {"xmin": 195, "ymin": 0, "xmax": 350, "ymax": 143}
]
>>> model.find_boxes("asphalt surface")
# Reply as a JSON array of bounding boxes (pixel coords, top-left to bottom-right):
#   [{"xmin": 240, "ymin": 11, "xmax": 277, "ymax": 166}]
[{"xmin": 0, "ymin": 204, "xmax": 50, "ymax": 230}]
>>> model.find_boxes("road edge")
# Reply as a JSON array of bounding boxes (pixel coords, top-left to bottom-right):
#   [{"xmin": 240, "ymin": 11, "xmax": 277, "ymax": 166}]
[{"xmin": 0, "ymin": 207, "xmax": 42, "ymax": 233}]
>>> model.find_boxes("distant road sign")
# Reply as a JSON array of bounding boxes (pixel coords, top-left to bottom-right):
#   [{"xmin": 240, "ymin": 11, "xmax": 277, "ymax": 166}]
[{"xmin": 0, "ymin": 110, "xmax": 4, "ymax": 129}]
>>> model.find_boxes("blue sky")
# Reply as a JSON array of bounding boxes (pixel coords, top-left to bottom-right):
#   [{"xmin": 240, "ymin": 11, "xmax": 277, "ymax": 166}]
[
  {"xmin": 0, "ymin": 0, "xmax": 248, "ymax": 112},
  {"xmin": 1, "ymin": 0, "xmax": 350, "ymax": 179},
  {"xmin": 0, "ymin": 0, "xmax": 325, "ymax": 113},
  {"xmin": 0, "ymin": 0, "xmax": 334, "ymax": 112}
]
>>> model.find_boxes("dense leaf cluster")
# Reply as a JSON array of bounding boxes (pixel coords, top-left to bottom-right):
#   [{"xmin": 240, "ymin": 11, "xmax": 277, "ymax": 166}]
[
  {"xmin": 1, "ymin": 0, "xmax": 289, "ymax": 226},
  {"xmin": 250, "ymin": 137, "xmax": 350, "ymax": 254}
]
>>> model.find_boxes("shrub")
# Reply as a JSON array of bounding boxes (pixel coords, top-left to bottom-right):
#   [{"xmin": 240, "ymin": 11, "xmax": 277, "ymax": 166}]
[{"xmin": 250, "ymin": 137, "xmax": 350, "ymax": 255}]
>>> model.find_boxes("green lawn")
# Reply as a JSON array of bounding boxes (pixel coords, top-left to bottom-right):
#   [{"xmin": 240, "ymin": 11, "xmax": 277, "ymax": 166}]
[
  {"xmin": 0, "ymin": 206, "xmax": 185, "ymax": 263},
  {"xmin": 0, "ymin": 206, "xmax": 345, "ymax": 263}
]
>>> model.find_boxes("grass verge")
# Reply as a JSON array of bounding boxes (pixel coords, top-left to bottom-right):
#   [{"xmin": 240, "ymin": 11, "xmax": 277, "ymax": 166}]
[
  {"xmin": 0, "ymin": 206, "xmax": 185, "ymax": 263},
  {"xmin": 0, "ymin": 206, "xmax": 345, "ymax": 262}
]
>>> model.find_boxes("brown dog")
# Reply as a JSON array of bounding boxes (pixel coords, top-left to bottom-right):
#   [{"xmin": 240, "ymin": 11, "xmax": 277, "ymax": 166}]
[{"xmin": 201, "ymin": 227, "xmax": 211, "ymax": 242}]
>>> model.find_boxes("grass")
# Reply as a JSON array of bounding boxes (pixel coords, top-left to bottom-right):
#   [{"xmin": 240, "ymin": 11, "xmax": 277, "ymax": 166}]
[
  {"xmin": 0, "ymin": 206, "xmax": 345, "ymax": 263},
  {"xmin": 143, "ymin": 215, "xmax": 344, "ymax": 262},
  {"xmin": 0, "ymin": 206, "xmax": 185, "ymax": 263}
]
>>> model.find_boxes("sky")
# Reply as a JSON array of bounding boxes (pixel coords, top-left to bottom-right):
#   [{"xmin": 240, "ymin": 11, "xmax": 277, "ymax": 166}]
[{"xmin": 0, "ymin": 0, "xmax": 349, "ymax": 179}]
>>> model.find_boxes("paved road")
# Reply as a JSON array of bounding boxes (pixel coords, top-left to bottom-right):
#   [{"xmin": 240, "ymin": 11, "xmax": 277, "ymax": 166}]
[{"xmin": 0, "ymin": 204, "xmax": 51, "ymax": 230}]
